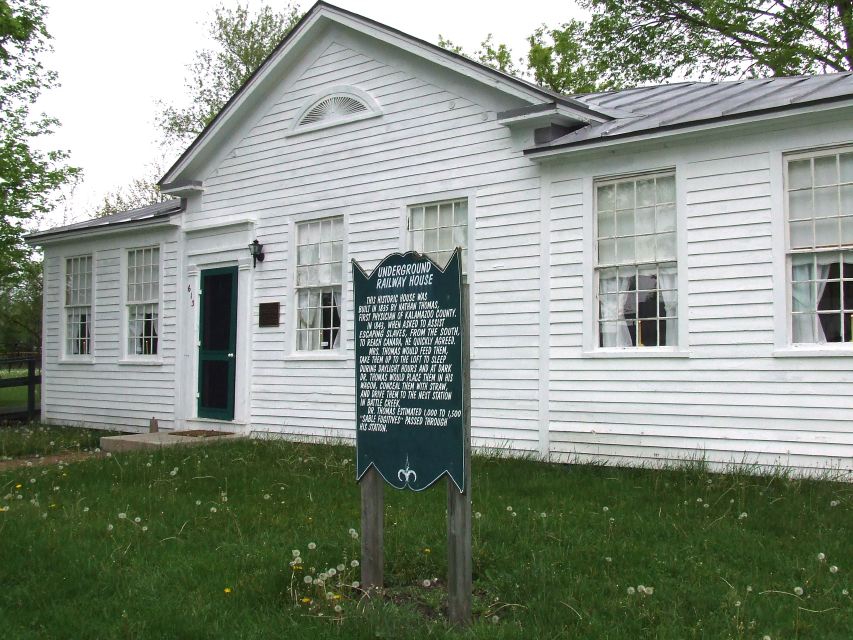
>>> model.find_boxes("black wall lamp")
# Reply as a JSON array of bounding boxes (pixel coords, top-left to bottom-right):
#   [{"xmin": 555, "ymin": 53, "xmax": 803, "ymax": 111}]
[{"xmin": 249, "ymin": 239, "xmax": 265, "ymax": 268}]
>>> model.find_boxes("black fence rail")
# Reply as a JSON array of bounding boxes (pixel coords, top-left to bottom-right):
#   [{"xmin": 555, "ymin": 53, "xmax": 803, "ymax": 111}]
[{"xmin": 0, "ymin": 356, "xmax": 41, "ymax": 422}]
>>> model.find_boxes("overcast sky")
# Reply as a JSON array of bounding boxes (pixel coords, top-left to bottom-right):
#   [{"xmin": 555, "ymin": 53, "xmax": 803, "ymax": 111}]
[{"xmin": 34, "ymin": 0, "xmax": 584, "ymax": 229}]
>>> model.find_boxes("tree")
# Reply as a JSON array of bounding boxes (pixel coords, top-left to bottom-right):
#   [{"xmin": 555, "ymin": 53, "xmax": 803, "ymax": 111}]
[
  {"xmin": 0, "ymin": 256, "xmax": 41, "ymax": 352},
  {"xmin": 572, "ymin": 1, "xmax": 852, "ymax": 87},
  {"xmin": 158, "ymin": 2, "xmax": 302, "ymax": 148},
  {"xmin": 0, "ymin": 0, "xmax": 79, "ymax": 291},
  {"xmin": 90, "ymin": 159, "xmax": 171, "ymax": 218},
  {"xmin": 441, "ymin": 1, "xmax": 852, "ymax": 96}
]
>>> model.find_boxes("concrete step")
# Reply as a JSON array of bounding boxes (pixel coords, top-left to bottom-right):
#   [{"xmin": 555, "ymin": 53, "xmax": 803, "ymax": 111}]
[{"xmin": 100, "ymin": 431, "xmax": 245, "ymax": 453}]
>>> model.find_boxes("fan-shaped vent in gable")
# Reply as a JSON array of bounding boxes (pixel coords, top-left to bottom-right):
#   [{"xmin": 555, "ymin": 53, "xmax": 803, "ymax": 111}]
[{"xmin": 299, "ymin": 95, "xmax": 369, "ymax": 127}]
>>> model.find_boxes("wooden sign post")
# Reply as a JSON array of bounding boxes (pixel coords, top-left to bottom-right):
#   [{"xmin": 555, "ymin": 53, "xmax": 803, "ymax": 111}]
[{"xmin": 353, "ymin": 250, "xmax": 472, "ymax": 626}]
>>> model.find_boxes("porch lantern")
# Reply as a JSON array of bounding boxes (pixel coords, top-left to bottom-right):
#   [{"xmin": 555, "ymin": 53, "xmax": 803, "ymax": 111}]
[{"xmin": 249, "ymin": 239, "xmax": 265, "ymax": 268}]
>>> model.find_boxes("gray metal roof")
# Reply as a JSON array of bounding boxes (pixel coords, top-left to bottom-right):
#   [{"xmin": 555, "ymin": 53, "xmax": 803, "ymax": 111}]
[
  {"xmin": 528, "ymin": 72, "xmax": 853, "ymax": 154},
  {"xmin": 27, "ymin": 199, "xmax": 183, "ymax": 242}
]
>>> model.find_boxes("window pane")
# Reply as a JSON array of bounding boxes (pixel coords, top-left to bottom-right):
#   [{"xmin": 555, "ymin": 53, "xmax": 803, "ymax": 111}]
[
  {"xmin": 840, "ymin": 153, "xmax": 853, "ymax": 183},
  {"xmin": 814, "ymin": 155, "xmax": 838, "ymax": 186},
  {"xmin": 656, "ymin": 232, "xmax": 676, "ymax": 261},
  {"xmin": 616, "ymin": 236, "xmax": 634, "ymax": 262},
  {"xmin": 788, "ymin": 189, "xmax": 813, "ymax": 220},
  {"xmin": 789, "ymin": 159, "xmax": 812, "ymax": 189},
  {"xmin": 636, "ymin": 179, "xmax": 655, "ymax": 206},
  {"xmin": 635, "ymin": 207, "xmax": 654, "ymax": 235},
  {"xmin": 815, "ymin": 216, "xmax": 839, "ymax": 248},
  {"xmin": 598, "ymin": 239, "xmax": 615, "ymax": 264},
  {"xmin": 789, "ymin": 220, "xmax": 813, "ymax": 249},
  {"xmin": 597, "ymin": 185, "xmax": 614, "ymax": 211},
  {"xmin": 656, "ymin": 204, "xmax": 676, "ymax": 233},
  {"xmin": 616, "ymin": 182, "xmax": 634, "ymax": 209},
  {"xmin": 656, "ymin": 175, "xmax": 676, "ymax": 203},
  {"xmin": 814, "ymin": 186, "xmax": 839, "ymax": 217}
]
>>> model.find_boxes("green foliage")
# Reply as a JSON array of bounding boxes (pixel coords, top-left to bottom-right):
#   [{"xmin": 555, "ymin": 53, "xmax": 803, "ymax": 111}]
[
  {"xmin": 0, "ymin": 0, "xmax": 79, "ymax": 291},
  {"xmin": 0, "ymin": 256, "xmax": 40, "ymax": 351},
  {"xmin": 440, "ymin": 1, "xmax": 853, "ymax": 96},
  {"xmin": 580, "ymin": 0, "xmax": 853, "ymax": 84},
  {"xmin": 0, "ymin": 436, "xmax": 851, "ymax": 637},
  {"xmin": 157, "ymin": 2, "xmax": 302, "ymax": 147}
]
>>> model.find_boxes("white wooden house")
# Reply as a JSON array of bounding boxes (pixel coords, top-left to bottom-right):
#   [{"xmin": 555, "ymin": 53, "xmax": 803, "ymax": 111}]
[{"xmin": 28, "ymin": 2, "xmax": 853, "ymax": 476}]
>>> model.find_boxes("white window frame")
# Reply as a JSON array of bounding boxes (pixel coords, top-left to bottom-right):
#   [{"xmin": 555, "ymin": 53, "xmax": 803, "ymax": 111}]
[
  {"xmin": 62, "ymin": 254, "xmax": 94, "ymax": 361},
  {"xmin": 782, "ymin": 145, "xmax": 853, "ymax": 350},
  {"xmin": 405, "ymin": 197, "xmax": 470, "ymax": 273},
  {"xmin": 122, "ymin": 245, "xmax": 163, "ymax": 362},
  {"xmin": 287, "ymin": 213, "xmax": 347, "ymax": 359},
  {"xmin": 591, "ymin": 169, "xmax": 682, "ymax": 353}
]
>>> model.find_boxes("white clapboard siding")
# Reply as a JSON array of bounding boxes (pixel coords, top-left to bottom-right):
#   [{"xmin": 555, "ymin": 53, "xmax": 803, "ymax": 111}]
[
  {"xmin": 547, "ymin": 117, "xmax": 853, "ymax": 475},
  {"xmin": 41, "ymin": 230, "xmax": 180, "ymax": 431},
  {"xmin": 186, "ymin": 35, "xmax": 542, "ymax": 450}
]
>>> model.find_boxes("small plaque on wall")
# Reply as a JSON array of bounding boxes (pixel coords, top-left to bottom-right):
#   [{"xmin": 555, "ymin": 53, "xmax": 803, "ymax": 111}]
[{"xmin": 258, "ymin": 302, "xmax": 280, "ymax": 327}]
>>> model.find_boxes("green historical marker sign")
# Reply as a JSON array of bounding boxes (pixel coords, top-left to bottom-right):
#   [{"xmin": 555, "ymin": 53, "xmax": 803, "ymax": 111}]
[{"xmin": 353, "ymin": 249, "xmax": 465, "ymax": 492}]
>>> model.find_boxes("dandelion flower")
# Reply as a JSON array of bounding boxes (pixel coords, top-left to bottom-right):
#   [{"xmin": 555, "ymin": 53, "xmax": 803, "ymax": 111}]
[
  {"xmin": 423, "ymin": 579, "xmax": 431, "ymax": 587},
  {"xmin": 303, "ymin": 575, "xmax": 313, "ymax": 584},
  {"xmin": 348, "ymin": 527, "xmax": 357, "ymax": 536},
  {"xmin": 263, "ymin": 494, "xmax": 270, "ymax": 500},
  {"xmin": 830, "ymin": 565, "xmax": 839, "ymax": 574},
  {"xmin": 325, "ymin": 592, "xmax": 335, "ymax": 600},
  {"xmin": 142, "ymin": 526, "xmax": 148, "ymax": 532},
  {"xmin": 830, "ymin": 500, "xmax": 839, "ymax": 507},
  {"xmin": 491, "ymin": 615, "xmax": 500, "ymax": 624},
  {"xmin": 475, "ymin": 512, "xmax": 482, "ymax": 519},
  {"xmin": 118, "ymin": 512, "xmax": 127, "ymax": 519},
  {"xmin": 735, "ymin": 601, "xmax": 741, "ymax": 607},
  {"xmin": 506, "ymin": 506, "xmax": 513, "ymax": 512},
  {"xmin": 703, "ymin": 503, "xmax": 709, "ymax": 509},
  {"xmin": 107, "ymin": 524, "xmax": 114, "ymax": 531},
  {"xmin": 308, "ymin": 542, "xmax": 317, "ymax": 550},
  {"xmin": 195, "ymin": 500, "xmax": 201, "ymax": 506},
  {"xmin": 14, "ymin": 484, "xmax": 21, "ymax": 489},
  {"xmin": 292, "ymin": 549, "xmax": 301, "ymax": 558},
  {"xmin": 605, "ymin": 557, "xmax": 612, "ymax": 563},
  {"xmin": 603, "ymin": 506, "xmax": 609, "ymax": 512},
  {"xmin": 83, "ymin": 507, "xmax": 89, "ymax": 513},
  {"xmin": 134, "ymin": 517, "xmax": 141, "ymax": 524},
  {"xmin": 350, "ymin": 530, "xmax": 358, "ymax": 540},
  {"xmin": 300, "ymin": 597, "xmax": 311, "ymax": 604},
  {"xmin": 210, "ymin": 507, "xmax": 217, "ymax": 513},
  {"xmin": 334, "ymin": 604, "xmax": 342, "ymax": 613},
  {"xmin": 337, "ymin": 564, "xmax": 345, "ymax": 572},
  {"xmin": 746, "ymin": 586, "xmax": 753, "ymax": 593},
  {"xmin": 627, "ymin": 587, "xmax": 635, "ymax": 595},
  {"xmin": 224, "ymin": 588, "xmax": 232, "ymax": 594},
  {"xmin": 540, "ymin": 512, "xmax": 547, "ymax": 518},
  {"xmin": 763, "ymin": 636, "xmax": 772, "ymax": 640},
  {"xmin": 638, "ymin": 584, "xmax": 645, "ymax": 593},
  {"xmin": 169, "ymin": 470, "xmax": 177, "ymax": 477},
  {"xmin": 842, "ymin": 589, "xmax": 849, "ymax": 596},
  {"xmin": 818, "ymin": 552, "xmax": 826, "ymax": 561},
  {"xmin": 328, "ymin": 568, "xmax": 337, "ymax": 577},
  {"xmin": 511, "ymin": 511, "xmax": 517, "ymax": 517},
  {"xmin": 423, "ymin": 547, "xmax": 431, "ymax": 554},
  {"xmin": 794, "ymin": 586, "xmax": 803, "ymax": 596},
  {"xmin": 739, "ymin": 512, "xmax": 748, "ymax": 520},
  {"xmin": 351, "ymin": 560, "xmax": 359, "ymax": 568},
  {"xmin": 351, "ymin": 581, "xmax": 360, "ymax": 588},
  {"xmin": 146, "ymin": 462, "xmax": 152, "ymax": 467}
]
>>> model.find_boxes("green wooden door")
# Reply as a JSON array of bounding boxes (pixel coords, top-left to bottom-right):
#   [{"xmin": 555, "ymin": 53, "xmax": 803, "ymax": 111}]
[{"xmin": 198, "ymin": 267, "xmax": 238, "ymax": 420}]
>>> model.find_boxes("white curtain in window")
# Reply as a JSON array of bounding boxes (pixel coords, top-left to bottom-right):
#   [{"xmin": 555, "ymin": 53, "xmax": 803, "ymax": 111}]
[
  {"xmin": 332, "ymin": 288, "xmax": 341, "ymax": 348},
  {"xmin": 658, "ymin": 270, "xmax": 678, "ymax": 346},
  {"xmin": 615, "ymin": 273, "xmax": 633, "ymax": 347},
  {"xmin": 792, "ymin": 256, "xmax": 832, "ymax": 343},
  {"xmin": 813, "ymin": 254, "xmax": 833, "ymax": 344}
]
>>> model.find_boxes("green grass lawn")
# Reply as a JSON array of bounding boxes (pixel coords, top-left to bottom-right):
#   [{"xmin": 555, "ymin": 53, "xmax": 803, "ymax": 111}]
[
  {"xmin": 0, "ymin": 367, "xmax": 39, "ymax": 411},
  {"xmin": 0, "ymin": 434, "xmax": 850, "ymax": 639},
  {"xmin": 0, "ymin": 424, "xmax": 113, "ymax": 459}
]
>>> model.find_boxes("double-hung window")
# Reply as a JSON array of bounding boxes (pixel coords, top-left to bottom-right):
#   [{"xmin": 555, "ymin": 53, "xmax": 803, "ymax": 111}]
[
  {"xmin": 295, "ymin": 217, "xmax": 343, "ymax": 351},
  {"xmin": 65, "ymin": 255, "xmax": 93, "ymax": 356},
  {"xmin": 127, "ymin": 247, "xmax": 160, "ymax": 356},
  {"xmin": 786, "ymin": 149, "xmax": 853, "ymax": 344},
  {"xmin": 408, "ymin": 199, "xmax": 468, "ymax": 270},
  {"xmin": 595, "ymin": 173, "xmax": 678, "ymax": 348}
]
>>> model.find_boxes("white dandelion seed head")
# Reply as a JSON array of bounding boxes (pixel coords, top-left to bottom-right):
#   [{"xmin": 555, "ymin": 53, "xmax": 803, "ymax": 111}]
[
  {"xmin": 830, "ymin": 565, "xmax": 839, "ymax": 574},
  {"xmin": 540, "ymin": 512, "xmax": 547, "ymax": 518},
  {"xmin": 325, "ymin": 591, "xmax": 334, "ymax": 600},
  {"xmin": 603, "ymin": 506, "xmax": 609, "ymax": 512},
  {"xmin": 842, "ymin": 589, "xmax": 849, "ymax": 596},
  {"xmin": 474, "ymin": 512, "xmax": 482, "ymax": 519},
  {"xmin": 195, "ymin": 500, "xmax": 201, "ymax": 506},
  {"xmin": 169, "ymin": 470, "xmax": 177, "ymax": 477},
  {"xmin": 334, "ymin": 604, "xmax": 342, "ymax": 613},
  {"xmin": 210, "ymin": 507, "xmax": 217, "ymax": 513},
  {"xmin": 328, "ymin": 568, "xmax": 337, "ymax": 577},
  {"xmin": 308, "ymin": 542, "xmax": 317, "ymax": 550},
  {"xmin": 263, "ymin": 494, "xmax": 270, "ymax": 500},
  {"xmin": 763, "ymin": 635, "xmax": 772, "ymax": 640},
  {"xmin": 735, "ymin": 601, "xmax": 741, "ymax": 607},
  {"xmin": 605, "ymin": 557, "xmax": 612, "ymax": 563},
  {"xmin": 351, "ymin": 581, "xmax": 360, "ymax": 588},
  {"xmin": 794, "ymin": 586, "xmax": 803, "ymax": 596},
  {"xmin": 627, "ymin": 587, "xmax": 635, "ymax": 595},
  {"xmin": 134, "ymin": 517, "xmax": 141, "ymax": 523},
  {"xmin": 491, "ymin": 615, "xmax": 500, "ymax": 624},
  {"xmin": 348, "ymin": 528, "xmax": 357, "ymax": 536},
  {"xmin": 303, "ymin": 575, "xmax": 313, "ymax": 584},
  {"xmin": 292, "ymin": 549, "xmax": 301, "ymax": 558},
  {"xmin": 350, "ymin": 531, "xmax": 358, "ymax": 540},
  {"xmin": 146, "ymin": 462, "xmax": 152, "ymax": 467},
  {"xmin": 337, "ymin": 564, "xmax": 345, "ymax": 572},
  {"xmin": 746, "ymin": 586, "xmax": 753, "ymax": 592},
  {"xmin": 511, "ymin": 511, "xmax": 517, "ymax": 517},
  {"xmin": 107, "ymin": 524, "xmax": 114, "ymax": 531},
  {"xmin": 830, "ymin": 500, "xmax": 839, "ymax": 507},
  {"xmin": 703, "ymin": 503, "xmax": 709, "ymax": 509},
  {"xmin": 739, "ymin": 512, "xmax": 748, "ymax": 520},
  {"xmin": 83, "ymin": 507, "xmax": 89, "ymax": 513},
  {"xmin": 351, "ymin": 560, "xmax": 359, "ymax": 568},
  {"xmin": 696, "ymin": 498, "xmax": 703, "ymax": 503},
  {"xmin": 118, "ymin": 512, "xmax": 127, "ymax": 519},
  {"xmin": 106, "ymin": 452, "xmax": 112, "ymax": 458},
  {"xmin": 423, "ymin": 579, "xmax": 431, "ymax": 587},
  {"xmin": 818, "ymin": 552, "xmax": 826, "ymax": 561}
]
